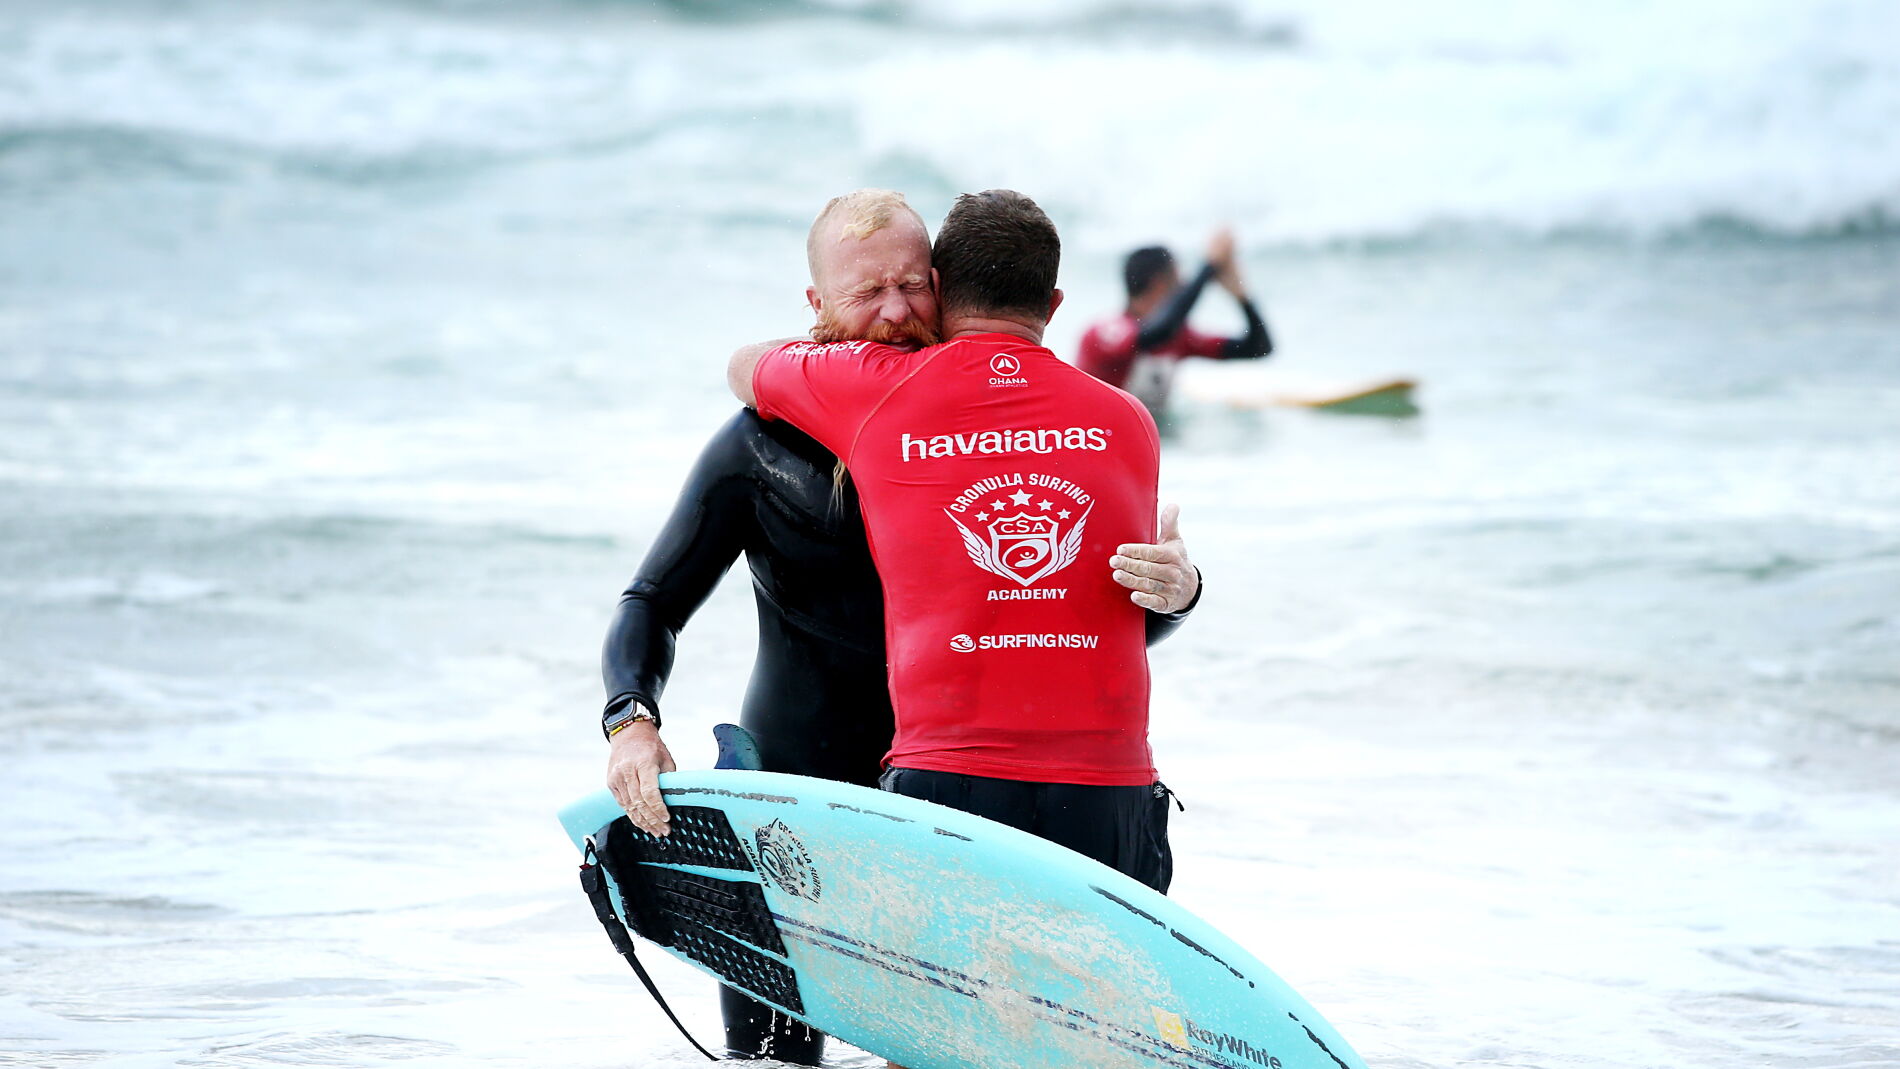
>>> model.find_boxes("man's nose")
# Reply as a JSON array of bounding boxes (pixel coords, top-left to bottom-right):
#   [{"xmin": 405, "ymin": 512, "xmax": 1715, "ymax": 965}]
[{"xmin": 874, "ymin": 288, "xmax": 909, "ymax": 322}]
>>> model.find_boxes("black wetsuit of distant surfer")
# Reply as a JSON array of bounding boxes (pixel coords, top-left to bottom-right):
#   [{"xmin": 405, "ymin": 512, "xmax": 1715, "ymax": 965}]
[{"xmin": 601, "ymin": 408, "xmax": 1197, "ymax": 1064}]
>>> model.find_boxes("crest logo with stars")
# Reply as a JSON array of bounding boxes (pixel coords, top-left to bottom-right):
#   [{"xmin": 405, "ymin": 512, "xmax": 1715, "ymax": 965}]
[{"xmin": 944, "ymin": 477, "xmax": 1092, "ymax": 587}]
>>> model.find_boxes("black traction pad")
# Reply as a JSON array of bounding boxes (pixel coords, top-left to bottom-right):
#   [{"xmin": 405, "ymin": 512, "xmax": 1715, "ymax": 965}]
[
  {"xmin": 618, "ymin": 805, "xmax": 755, "ymax": 871},
  {"xmin": 671, "ymin": 916, "xmax": 805, "ymax": 1014},
  {"xmin": 646, "ymin": 866, "xmax": 788, "ymax": 958},
  {"xmin": 592, "ymin": 815, "xmax": 804, "ymax": 1015}
]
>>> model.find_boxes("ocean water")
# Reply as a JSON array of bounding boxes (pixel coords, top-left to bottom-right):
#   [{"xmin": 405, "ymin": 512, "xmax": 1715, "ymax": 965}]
[{"xmin": 2, "ymin": 1, "xmax": 1897, "ymax": 1066}]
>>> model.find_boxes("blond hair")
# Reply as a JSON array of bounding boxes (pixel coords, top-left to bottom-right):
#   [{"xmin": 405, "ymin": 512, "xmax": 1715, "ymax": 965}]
[{"xmin": 806, "ymin": 189, "xmax": 926, "ymax": 283}]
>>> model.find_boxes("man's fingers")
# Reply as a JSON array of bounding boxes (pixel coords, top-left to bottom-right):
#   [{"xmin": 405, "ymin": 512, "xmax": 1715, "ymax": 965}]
[
  {"xmin": 618, "ymin": 772, "xmax": 647, "ymax": 825},
  {"xmin": 627, "ymin": 794, "xmax": 665, "ymax": 837},
  {"xmin": 1113, "ymin": 544, "xmax": 1179, "ymax": 564},
  {"xmin": 1130, "ymin": 590, "xmax": 1166, "ymax": 611},
  {"xmin": 1114, "ymin": 568, "xmax": 1172, "ymax": 596},
  {"xmin": 638, "ymin": 775, "xmax": 671, "ymax": 837},
  {"xmin": 614, "ymin": 764, "xmax": 664, "ymax": 837},
  {"xmin": 1111, "ymin": 554, "xmax": 1183, "ymax": 580},
  {"xmin": 605, "ymin": 729, "xmax": 677, "ymax": 836},
  {"xmin": 625, "ymin": 753, "xmax": 672, "ymax": 837},
  {"xmin": 1207, "ymin": 227, "xmax": 1235, "ymax": 264},
  {"xmin": 1157, "ymin": 503, "xmax": 1182, "ymax": 544}
]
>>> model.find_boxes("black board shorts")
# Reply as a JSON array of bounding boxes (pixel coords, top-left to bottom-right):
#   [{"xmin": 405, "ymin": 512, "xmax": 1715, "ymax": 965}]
[{"xmin": 879, "ymin": 766, "xmax": 1175, "ymax": 894}]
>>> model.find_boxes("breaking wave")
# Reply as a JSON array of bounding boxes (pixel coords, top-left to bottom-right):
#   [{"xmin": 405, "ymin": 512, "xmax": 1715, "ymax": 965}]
[{"xmin": 2, "ymin": 0, "xmax": 1896, "ymax": 243}]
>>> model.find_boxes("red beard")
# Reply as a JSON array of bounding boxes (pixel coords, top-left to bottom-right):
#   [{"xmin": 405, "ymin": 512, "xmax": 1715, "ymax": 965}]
[{"xmin": 812, "ymin": 306, "xmax": 939, "ymax": 349}]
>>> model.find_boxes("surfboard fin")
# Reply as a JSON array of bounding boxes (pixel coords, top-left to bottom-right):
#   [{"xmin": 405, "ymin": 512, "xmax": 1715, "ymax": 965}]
[{"xmin": 714, "ymin": 723, "xmax": 764, "ymax": 771}]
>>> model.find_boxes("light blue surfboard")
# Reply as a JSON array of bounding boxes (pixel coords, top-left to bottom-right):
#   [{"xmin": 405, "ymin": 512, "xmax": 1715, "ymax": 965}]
[{"xmin": 560, "ymin": 770, "xmax": 1367, "ymax": 1069}]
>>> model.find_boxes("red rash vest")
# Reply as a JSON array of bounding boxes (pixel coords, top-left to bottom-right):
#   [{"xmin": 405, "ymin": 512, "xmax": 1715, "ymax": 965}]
[
  {"xmin": 1075, "ymin": 314, "xmax": 1227, "ymax": 389},
  {"xmin": 753, "ymin": 333, "xmax": 1161, "ymax": 786}
]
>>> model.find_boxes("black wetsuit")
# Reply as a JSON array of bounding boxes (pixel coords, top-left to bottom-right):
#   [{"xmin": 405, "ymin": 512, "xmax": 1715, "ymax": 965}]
[
  {"xmin": 602, "ymin": 410, "xmax": 892, "ymax": 786},
  {"xmin": 1141, "ymin": 262, "xmax": 1272, "ymax": 359},
  {"xmin": 600, "ymin": 408, "xmax": 1196, "ymax": 1063}
]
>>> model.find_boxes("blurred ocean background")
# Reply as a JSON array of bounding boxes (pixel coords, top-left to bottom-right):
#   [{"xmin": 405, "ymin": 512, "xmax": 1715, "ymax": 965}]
[{"xmin": 2, "ymin": 0, "xmax": 1897, "ymax": 1066}]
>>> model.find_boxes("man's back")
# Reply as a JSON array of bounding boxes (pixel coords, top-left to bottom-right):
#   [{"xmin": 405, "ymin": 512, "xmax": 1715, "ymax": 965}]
[{"xmin": 752, "ymin": 332, "xmax": 1162, "ymax": 786}]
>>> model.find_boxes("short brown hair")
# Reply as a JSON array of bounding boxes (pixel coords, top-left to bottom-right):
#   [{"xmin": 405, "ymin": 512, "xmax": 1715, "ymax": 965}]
[{"xmin": 931, "ymin": 190, "xmax": 1060, "ymax": 319}]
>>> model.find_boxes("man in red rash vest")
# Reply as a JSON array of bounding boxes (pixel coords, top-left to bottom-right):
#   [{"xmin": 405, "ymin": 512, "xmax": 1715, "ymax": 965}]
[
  {"xmin": 1076, "ymin": 228, "xmax": 1272, "ymax": 416},
  {"xmin": 731, "ymin": 190, "xmax": 1180, "ymax": 892}
]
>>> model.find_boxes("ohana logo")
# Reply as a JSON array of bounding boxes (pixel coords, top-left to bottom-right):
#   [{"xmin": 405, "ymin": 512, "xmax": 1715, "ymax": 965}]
[
  {"xmin": 988, "ymin": 352, "xmax": 1027, "ymax": 387},
  {"xmin": 949, "ymin": 634, "xmax": 977, "ymax": 652},
  {"xmin": 944, "ymin": 472, "xmax": 1094, "ymax": 586}
]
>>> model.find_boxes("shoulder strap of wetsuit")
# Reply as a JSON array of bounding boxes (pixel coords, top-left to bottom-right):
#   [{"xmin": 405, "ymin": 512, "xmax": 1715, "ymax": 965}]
[{"xmin": 577, "ymin": 842, "xmax": 719, "ymax": 1061}]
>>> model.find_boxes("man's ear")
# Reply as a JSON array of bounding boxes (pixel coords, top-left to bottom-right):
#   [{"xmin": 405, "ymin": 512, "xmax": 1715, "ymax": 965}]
[
  {"xmin": 931, "ymin": 267, "xmax": 941, "ymax": 298},
  {"xmin": 1048, "ymin": 288, "xmax": 1064, "ymax": 321},
  {"xmin": 806, "ymin": 286, "xmax": 822, "ymax": 315}
]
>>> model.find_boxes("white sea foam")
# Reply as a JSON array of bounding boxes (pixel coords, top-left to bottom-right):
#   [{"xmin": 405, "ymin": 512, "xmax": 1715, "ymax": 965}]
[
  {"xmin": 848, "ymin": 0, "xmax": 1900, "ymax": 243},
  {"xmin": 1, "ymin": 0, "xmax": 1895, "ymax": 242}
]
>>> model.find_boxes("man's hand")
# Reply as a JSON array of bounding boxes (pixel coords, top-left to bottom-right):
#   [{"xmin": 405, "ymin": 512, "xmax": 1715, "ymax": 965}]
[
  {"xmin": 1208, "ymin": 226, "xmax": 1248, "ymax": 298},
  {"xmin": 1110, "ymin": 503, "xmax": 1198, "ymax": 613},
  {"xmin": 1205, "ymin": 227, "xmax": 1235, "ymax": 271},
  {"xmin": 605, "ymin": 720, "xmax": 676, "ymax": 836}
]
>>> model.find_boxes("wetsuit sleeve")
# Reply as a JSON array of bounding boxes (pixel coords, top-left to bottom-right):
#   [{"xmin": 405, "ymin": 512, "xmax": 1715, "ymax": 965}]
[
  {"xmin": 752, "ymin": 340, "xmax": 918, "ymax": 461},
  {"xmin": 1216, "ymin": 295, "xmax": 1273, "ymax": 360},
  {"xmin": 1135, "ymin": 262, "xmax": 1216, "ymax": 350},
  {"xmin": 1176, "ymin": 327, "xmax": 1230, "ymax": 359},
  {"xmin": 600, "ymin": 414, "xmax": 753, "ymax": 726},
  {"xmin": 1143, "ymin": 567, "xmax": 1203, "ymax": 646}
]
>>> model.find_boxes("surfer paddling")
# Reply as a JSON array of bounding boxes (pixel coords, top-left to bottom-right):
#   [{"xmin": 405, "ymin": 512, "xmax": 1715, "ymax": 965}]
[
  {"xmin": 1077, "ymin": 228, "xmax": 1273, "ymax": 416},
  {"xmin": 730, "ymin": 190, "xmax": 1189, "ymax": 897},
  {"xmin": 599, "ymin": 189, "xmax": 1197, "ymax": 1063}
]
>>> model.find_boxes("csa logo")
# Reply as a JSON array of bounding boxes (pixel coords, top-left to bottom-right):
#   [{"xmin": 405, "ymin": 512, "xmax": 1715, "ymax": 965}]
[
  {"xmin": 945, "ymin": 474, "xmax": 1093, "ymax": 587},
  {"xmin": 754, "ymin": 819, "xmax": 821, "ymax": 901},
  {"xmin": 949, "ymin": 634, "xmax": 977, "ymax": 652}
]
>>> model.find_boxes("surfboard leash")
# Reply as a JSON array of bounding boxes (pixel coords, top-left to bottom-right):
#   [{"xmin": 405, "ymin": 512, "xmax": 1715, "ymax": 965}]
[{"xmin": 579, "ymin": 839, "xmax": 720, "ymax": 1061}]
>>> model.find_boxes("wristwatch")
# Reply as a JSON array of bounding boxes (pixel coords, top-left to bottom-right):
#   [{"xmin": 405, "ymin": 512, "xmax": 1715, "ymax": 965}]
[{"xmin": 603, "ymin": 699, "xmax": 660, "ymax": 740}]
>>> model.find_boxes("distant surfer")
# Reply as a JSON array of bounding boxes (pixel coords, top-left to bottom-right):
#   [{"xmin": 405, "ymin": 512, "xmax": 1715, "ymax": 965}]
[
  {"xmin": 598, "ymin": 189, "xmax": 1199, "ymax": 1063},
  {"xmin": 1077, "ymin": 227, "xmax": 1273, "ymax": 416},
  {"xmin": 731, "ymin": 189, "xmax": 1186, "ymax": 899}
]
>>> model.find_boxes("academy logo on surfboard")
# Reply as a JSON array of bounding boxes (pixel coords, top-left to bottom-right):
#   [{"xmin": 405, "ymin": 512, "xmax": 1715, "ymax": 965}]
[{"xmin": 944, "ymin": 474, "xmax": 1094, "ymax": 586}]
